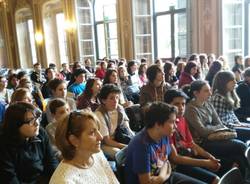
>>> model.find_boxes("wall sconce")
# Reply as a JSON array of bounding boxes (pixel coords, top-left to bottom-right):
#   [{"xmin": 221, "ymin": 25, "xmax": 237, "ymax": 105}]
[
  {"xmin": 64, "ymin": 20, "xmax": 76, "ymax": 33},
  {"xmin": 35, "ymin": 32, "xmax": 43, "ymax": 44}
]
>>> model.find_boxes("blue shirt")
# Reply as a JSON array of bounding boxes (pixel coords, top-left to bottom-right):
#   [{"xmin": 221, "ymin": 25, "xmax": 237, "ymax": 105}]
[
  {"xmin": 68, "ymin": 83, "xmax": 86, "ymax": 97},
  {"xmin": 125, "ymin": 128, "xmax": 171, "ymax": 184}
]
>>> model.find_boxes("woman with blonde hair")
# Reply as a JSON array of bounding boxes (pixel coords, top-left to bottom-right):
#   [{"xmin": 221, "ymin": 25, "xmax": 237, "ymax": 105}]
[{"xmin": 49, "ymin": 110, "xmax": 119, "ymax": 184}]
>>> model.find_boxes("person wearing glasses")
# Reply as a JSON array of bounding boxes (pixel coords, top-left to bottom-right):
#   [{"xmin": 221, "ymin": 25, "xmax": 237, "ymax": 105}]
[
  {"xmin": 49, "ymin": 110, "xmax": 119, "ymax": 184},
  {"xmin": 0, "ymin": 102, "xmax": 59, "ymax": 183}
]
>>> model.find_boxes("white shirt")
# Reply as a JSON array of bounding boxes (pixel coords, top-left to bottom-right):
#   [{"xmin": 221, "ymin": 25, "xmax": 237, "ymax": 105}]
[
  {"xmin": 49, "ymin": 152, "xmax": 119, "ymax": 184},
  {"xmin": 95, "ymin": 110, "xmax": 118, "ymax": 137}
]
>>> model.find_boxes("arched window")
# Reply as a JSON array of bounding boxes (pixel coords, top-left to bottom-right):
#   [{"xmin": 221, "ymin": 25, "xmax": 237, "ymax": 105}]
[
  {"xmin": 132, "ymin": 0, "xmax": 187, "ymax": 63},
  {"xmin": 75, "ymin": 0, "xmax": 95, "ymax": 63},
  {"xmin": 15, "ymin": 8, "xmax": 37, "ymax": 68},
  {"xmin": 94, "ymin": 0, "xmax": 118, "ymax": 59},
  {"xmin": 43, "ymin": 1, "xmax": 68, "ymax": 66}
]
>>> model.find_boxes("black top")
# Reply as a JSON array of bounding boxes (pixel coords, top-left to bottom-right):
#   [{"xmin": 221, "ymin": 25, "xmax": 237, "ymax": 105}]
[{"xmin": 0, "ymin": 127, "xmax": 58, "ymax": 183}]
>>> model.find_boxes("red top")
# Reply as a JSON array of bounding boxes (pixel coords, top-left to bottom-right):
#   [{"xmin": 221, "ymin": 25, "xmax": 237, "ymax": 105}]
[
  {"xmin": 171, "ymin": 117, "xmax": 193, "ymax": 149},
  {"xmin": 95, "ymin": 68, "xmax": 106, "ymax": 79}
]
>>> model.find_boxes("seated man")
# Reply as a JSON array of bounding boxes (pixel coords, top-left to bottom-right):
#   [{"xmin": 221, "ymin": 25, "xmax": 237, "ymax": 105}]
[
  {"xmin": 95, "ymin": 84, "xmax": 134, "ymax": 159},
  {"xmin": 125, "ymin": 102, "xmax": 205, "ymax": 184},
  {"xmin": 165, "ymin": 89, "xmax": 220, "ymax": 184}
]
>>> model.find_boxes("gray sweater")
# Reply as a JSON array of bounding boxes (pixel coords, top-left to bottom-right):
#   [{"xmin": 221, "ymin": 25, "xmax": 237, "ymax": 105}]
[{"xmin": 184, "ymin": 99, "xmax": 226, "ymax": 144}]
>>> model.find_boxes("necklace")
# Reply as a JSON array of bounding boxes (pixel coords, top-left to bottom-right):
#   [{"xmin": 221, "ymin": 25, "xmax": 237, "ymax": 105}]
[{"xmin": 70, "ymin": 156, "xmax": 94, "ymax": 169}]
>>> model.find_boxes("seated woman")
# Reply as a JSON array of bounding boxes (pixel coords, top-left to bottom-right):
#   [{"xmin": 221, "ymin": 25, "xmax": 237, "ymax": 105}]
[
  {"xmin": 178, "ymin": 61, "xmax": 198, "ymax": 88},
  {"xmin": 95, "ymin": 84, "xmax": 134, "ymax": 159},
  {"xmin": 139, "ymin": 64, "xmax": 167, "ymax": 107},
  {"xmin": 103, "ymin": 68, "xmax": 132, "ymax": 107},
  {"xmin": 49, "ymin": 110, "xmax": 119, "ymax": 184},
  {"xmin": 46, "ymin": 78, "xmax": 76, "ymax": 123},
  {"xmin": 0, "ymin": 102, "xmax": 58, "ymax": 183},
  {"xmin": 184, "ymin": 80, "xmax": 248, "ymax": 177},
  {"xmin": 77, "ymin": 78, "xmax": 102, "ymax": 111},
  {"xmin": 164, "ymin": 61, "xmax": 178, "ymax": 87},
  {"xmin": 236, "ymin": 67, "xmax": 250, "ymax": 120},
  {"xmin": 211, "ymin": 71, "xmax": 250, "ymax": 143}
]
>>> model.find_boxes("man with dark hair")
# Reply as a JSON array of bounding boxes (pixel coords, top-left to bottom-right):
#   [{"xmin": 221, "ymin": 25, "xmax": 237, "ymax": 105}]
[
  {"xmin": 125, "ymin": 102, "xmax": 205, "ymax": 184},
  {"xmin": 164, "ymin": 89, "xmax": 220, "ymax": 184},
  {"xmin": 68, "ymin": 69, "xmax": 87, "ymax": 97},
  {"xmin": 30, "ymin": 63, "xmax": 46, "ymax": 85}
]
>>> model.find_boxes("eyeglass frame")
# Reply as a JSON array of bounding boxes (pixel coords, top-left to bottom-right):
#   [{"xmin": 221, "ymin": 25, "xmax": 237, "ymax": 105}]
[{"xmin": 22, "ymin": 109, "xmax": 42, "ymax": 126}]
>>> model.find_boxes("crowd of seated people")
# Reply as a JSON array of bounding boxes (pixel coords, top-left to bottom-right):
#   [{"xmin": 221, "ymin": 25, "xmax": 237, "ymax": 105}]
[{"xmin": 1, "ymin": 53, "xmax": 250, "ymax": 183}]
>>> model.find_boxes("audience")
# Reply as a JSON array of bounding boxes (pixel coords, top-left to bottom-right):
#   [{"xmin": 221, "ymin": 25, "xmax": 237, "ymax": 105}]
[
  {"xmin": 178, "ymin": 61, "xmax": 198, "ymax": 88},
  {"xmin": 49, "ymin": 110, "xmax": 119, "ymax": 184}
]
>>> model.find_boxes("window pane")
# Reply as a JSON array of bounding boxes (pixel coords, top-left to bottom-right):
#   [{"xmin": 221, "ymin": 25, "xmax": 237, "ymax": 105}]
[
  {"xmin": 155, "ymin": 0, "xmax": 186, "ymax": 12},
  {"xmin": 107, "ymin": 22, "xmax": 117, "ymax": 39},
  {"xmin": 95, "ymin": 0, "xmax": 116, "ymax": 21},
  {"xmin": 78, "ymin": 9, "xmax": 91, "ymax": 24},
  {"xmin": 80, "ymin": 41, "xmax": 94, "ymax": 56},
  {"xmin": 97, "ymin": 24, "xmax": 106, "ymax": 58},
  {"xmin": 135, "ymin": 36, "xmax": 152, "ymax": 54},
  {"xmin": 157, "ymin": 15, "xmax": 171, "ymax": 58},
  {"xmin": 109, "ymin": 39, "xmax": 118, "ymax": 58},
  {"xmin": 134, "ymin": 0, "xmax": 151, "ymax": 15},
  {"xmin": 79, "ymin": 25, "xmax": 93, "ymax": 40},
  {"xmin": 134, "ymin": 17, "xmax": 151, "ymax": 35},
  {"xmin": 76, "ymin": 0, "xmax": 90, "ymax": 7},
  {"xmin": 175, "ymin": 13, "xmax": 187, "ymax": 56}
]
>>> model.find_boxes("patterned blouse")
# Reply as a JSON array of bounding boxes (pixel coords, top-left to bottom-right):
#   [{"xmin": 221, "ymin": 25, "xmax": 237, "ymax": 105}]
[{"xmin": 210, "ymin": 92, "xmax": 240, "ymax": 126}]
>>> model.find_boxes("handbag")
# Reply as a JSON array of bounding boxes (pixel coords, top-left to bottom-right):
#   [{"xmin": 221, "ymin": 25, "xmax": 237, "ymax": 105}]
[
  {"xmin": 114, "ymin": 124, "xmax": 134, "ymax": 144},
  {"xmin": 207, "ymin": 128, "xmax": 237, "ymax": 141}
]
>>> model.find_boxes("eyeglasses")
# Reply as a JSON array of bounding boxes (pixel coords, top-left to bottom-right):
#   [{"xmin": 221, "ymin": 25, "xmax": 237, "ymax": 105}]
[
  {"xmin": 23, "ymin": 116, "xmax": 41, "ymax": 126},
  {"xmin": 67, "ymin": 111, "xmax": 82, "ymax": 134},
  {"xmin": 23, "ymin": 109, "xmax": 42, "ymax": 126}
]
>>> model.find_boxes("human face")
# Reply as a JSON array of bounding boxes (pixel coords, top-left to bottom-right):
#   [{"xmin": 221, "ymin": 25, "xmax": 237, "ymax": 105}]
[
  {"xmin": 190, "ymin": 66, "xmax": 198, "ymax": 76},
  {"xmin": 130, "ymin": 64, "xmax": 138, "ymax": 73},
  {"xmin": 54, "ymin": 104, "xmax": 70, "ymax": 122},
  {"xmin": 76, "ymin": 119, "xmax": 103, "ymax": 154},
  {"xmin": 92, "ymin": 80, "xmax": 102, "ymax": 95},
  {"xmin": 194, "ymin": 83, "xmax": 212, "ymax": 102},
  {"xmin": 102, "ymin": 92, "xmax": 119, "ymax": 111},
  {"xmin": 22, "ymin": 92, "xmax": 33, "ymax": 103},
  {"xmin": 54, "ymin": 83, "xmax": 67, "ymax": 98},
  {"xmin": 159, "ymin": 113, "xmax": 176, "ymax": 137},
  {"xmin": 226, "ymin": 79, "xmax": 237, "ymax": 92},
  {"xmin": 0, "ymin": 77, "xmax": 7, "ymax": 89},
  {"xmin": 19, "ymin": 111, "xmax": 40, "ymax": 138},
  {"xmin": 170, "ymin": 97, "xmax": 186, "ymax": 117},
  {"xmin": 155, "ymin": 70, "xmax": 164, "ymax": 83},
  {"xmin": 109, "ymin": 71, "xmax": 118, "ymax": 84},
  {"xmin": 75, "ymin": 73, "xmax": 85, "ymax": 84},
  {"xmin": 47, "ymin": 69, "xmax": 56, "ymax": 80},
  {"xmin": 11, "ymin": 77, "xmax": 18, "ymax": 87}
]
